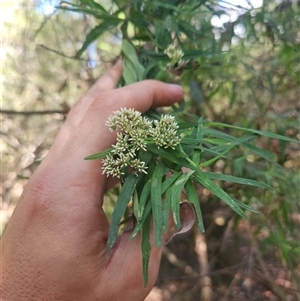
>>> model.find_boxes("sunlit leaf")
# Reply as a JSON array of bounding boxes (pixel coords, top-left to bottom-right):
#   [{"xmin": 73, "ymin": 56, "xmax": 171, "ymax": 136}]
[
  {"xmin": 185, "ymin": 179, "xmax": 205, "ymax": 232},
  {"xmin": 194, "ymin": 171, "xmax": 247, "ymax": 218},
  {"xmin": 76, "ymin": 18, "xmax": 121, "ymax": 57},
  {"xmin": 84, "ymin": 147, "xmax": 113, "ymax": 160},
  {"xmin": 171, "ymin": 170, "xmax": 195, "ymax": 229},
  {"xmin": 151, "ymin": 164, "xmax": 165, "ymax": 247},
  {"xmin": 106, "ymin": 175, "xmax": 139, "ymax": 254},
  {"xmin": 141, "ymin": 214, "xmax": 151, "ymax": 287},
  {"xmin": 205, "ymin": 121, "xmax": 300, "ymax": 144},
  {"xmin": 203, "ymin": 171, "xmax": 274, "ymax": 190}
]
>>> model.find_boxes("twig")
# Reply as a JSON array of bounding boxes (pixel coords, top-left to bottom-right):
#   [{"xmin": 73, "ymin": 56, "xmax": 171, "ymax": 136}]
[
  {"xmin": 162, "ymin": 247, "xmax": 198, "ymax": 277},
  {"xmin": 0, "ymin": 109, "xmax": 69, "ymax": 116},
  {"xmin": 37, "ymin": 44, "xmax": 93, "ymax": 61},
  {"xmin": 252, "ymin": 245, "xmax": 287, "ymax": 301},
  {"xmin": 223, "ymin": 269, "xmax": 243, "ymax": 300},
  {"xmin": 195, "ymin": 229, "xmax": 213, "ymax": 301}
]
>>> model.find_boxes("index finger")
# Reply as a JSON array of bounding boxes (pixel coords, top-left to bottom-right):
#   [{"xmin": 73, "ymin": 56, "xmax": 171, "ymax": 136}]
[
  {"xmin": 37, "ymin": 61, "xmax": 123, "ymax": 171},
  {"xmin": 59, "ymin": 80, "xmax": 183, "ymax": 198}
]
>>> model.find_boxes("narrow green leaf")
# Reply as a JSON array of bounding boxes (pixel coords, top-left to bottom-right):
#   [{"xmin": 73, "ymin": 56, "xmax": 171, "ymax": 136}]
[
  {"xmin": 76, "ymin": 19, "xmax": 120, "ymax": 57},
  {"xmin": 205, "ymin": 121, "xmax": 300, "ymax": 144},
  {"xmin": 141, "ymin": 214, "xmax": 151, "ymax": 287},
  {"xmin": 133, "ymin": 190, "xmax": 139, "ymax": 220},
  {"xmin": 130, "ymin": 202, "xmax": 151, "ymax": 239},
  {"xmin": 84, "ymin": 147, "xmax": 113, "ymax": 160},
  {"xmin": 183, "ymin": 118, "xmax": 203, "ymax": 158},
  {"xmin": 122, "ymin": 39, "xmax": 145, "ymax": 81},
  {"xmin": 202, "ymin": 128, "xmax": 276, "ymax": 163},
  {"xmin": 185, "ymin": 179, "xmax": 205, "ymax": 232},
  {"xmin": 79, "ymin": 0, "xmax": 107, "ymax": 12},
  {"xmin": 203, "ymin": 128, "xmax": 242, "ymax": 143},
  {"xmin": 194, "ymin": 171, "xmax": 247, "ymax": 218},
  {"xmin": 151, "ymin": 164, "xmax": 165, "ymax": 247},
  {"xmin": 106, "ymin": 175, "xmax": 139, "ymax": 254},
  {"xmin": 123, "ymin": 59, "xmax": 138, "ymax": 85},
  {"xmin": 161, "ymin": 171, "xmax": 182, "ymax": 194},
  {"xmin": 138, "ymin": 181, "xmax": 151, "ymax": 221},
  {"xmin": 233, "ymin": 198, "xmax": 261, "ymax": 214},
  {"xmin": 192, "ymin": 118, "xmax": 204, "ymax": 165},
  {"xmin": 203, "ymin": 171, "xmax": 274, "ymax": 191},
  {"xmin": 199, "ymin": 135, "xmax": 255, "ymax": 167},
  {"xmin": 147, "ymin": 144, "xmax": 195, "ymax": 170},
  {"xmin": 242, "ymin": 142, "xmax": 276, "ymax": 163},
  {"xmin": 171, "ymin": 170, "xmax": 195, "ymax": 229},
  {"xmin": 162, "ymin": 184, "xmax": 174, "ymax": 232}
]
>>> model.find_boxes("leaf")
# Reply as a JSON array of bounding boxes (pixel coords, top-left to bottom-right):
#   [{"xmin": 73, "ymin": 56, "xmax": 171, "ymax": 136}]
[
  {"xmin": 203, "ymin": 171, "xmax": 274, "ymax": 191},
  {"xmin": 147, "ymin": 144, "xmax": 195, "ymax": 170},
  {"xmin": 133, "ymin": 190, "xmax": 139, "ymax": 220},
  {"xmin": 141, "ymin": 214, "xmax": 151, "ymax": 287},
  {"xmin": 162, "ymin": 183, "xmax": 174, "ymax": 232},
  {"xmin": 130, "ymin": 201, "xmax": 151, "ymax": 239},
  {"xmin": 122, "ymin": 39, "xmax": 145, "ymax": 81},
  {"xmin": 233, "ymin": 198, "xmax": 261, "ymax": 214},
  {"xmin": 106, "ymin": 175, "xmax": 139, "ymax": 254},
  {"xmin": 184, "ymin": 117, "xmax": 203, "ymax": 158},
  {"xmin": 185, "ymin": 179, "xmax": 205, "ymax": 232},
  {"xmin": 165, "ymin": 202, "xmax": 196, "ymax": 244},
  {"xmin": 193, "ymin": 171, "xmax": 247, "ymax": 218},
  {"xmin": 199, "ymin": 135, "xmax": 255, "ymax": 167},
  {"xmin": 192, "ymin": 118, "xmax": 204, "ymax": 166},
  {"xmin": 138, "ymin": 181, "xmax": 151, "ymax": 221},
  {"xmin": 76, "ymin": 18, "xmax": 120, "ymax": 57},
  {"xmin": 78, "ymin": 0, "xmax": 107, "ymax": 12},
  {"xmin": 202, "ymin": 128, "xmax": 277, "ymax": 163},
  {"xmin": 84, "ymin": 147, "xmax": 113, "ymax": 160},
  {"xmin": 161, "ymin": 171, "xmax": 182, "ymax": 194},
  {"xmin": 123, "ymin": 59, "xmax": 138, "ymax": 85},
  {"xmin": 205, "ymin": 121, "xmax": 300, "ymax": 144},
  {"xmin": 171, "ymin": 170, "xmax": 195, "ymax": 229},
  {"xmin": 151, "ymin": 164, "xmax": 165, "ymax": 247}
]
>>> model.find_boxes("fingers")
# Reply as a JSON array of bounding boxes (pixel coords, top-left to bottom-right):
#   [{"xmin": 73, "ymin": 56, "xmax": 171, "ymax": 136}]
[
  {"xmin": 64, "ymin": 80, "xmax": 182, "ymax": 159},
  {"xmin": 105, "ymin": 210, "xmax": 178, "ymax": 299},
  {"xmin": 55, "ymin": 80, "xmax": 182, "ymax": 198},
  {"xmin": 37, "ymin": 61, "xmax": 123, "ymax": 172},
  {"xmin": 105, "ymin": 232, "xmax": 162, "ymax": 299}
]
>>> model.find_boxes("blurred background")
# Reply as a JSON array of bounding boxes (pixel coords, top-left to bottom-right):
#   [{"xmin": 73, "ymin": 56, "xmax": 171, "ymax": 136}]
[{"xmin": 1, "ymin": 0, "xmax": 300, "ymax": 300}]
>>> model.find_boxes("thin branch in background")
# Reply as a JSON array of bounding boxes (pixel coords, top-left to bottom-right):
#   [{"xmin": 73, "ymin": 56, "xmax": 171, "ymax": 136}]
[
  {"xmin": 195, "ymin": 229, "xmax": 213, "ymax": 301},
  {"xmin": 0, "ymin": 109, "xmax": 69, "ymax": 116},
  {"xmin": 162, "ymin": 246, "xmax": 198, "ymax": 277},
  {"xmin": 37, "ymin": 44, "xmax": 112, "ymax": 64},
  {"xmin": 37, "ymin": 44, "xmax": 93, "ymax": 61}
]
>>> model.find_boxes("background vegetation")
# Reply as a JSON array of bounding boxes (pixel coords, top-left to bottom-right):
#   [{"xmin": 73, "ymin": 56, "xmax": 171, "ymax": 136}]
[{"xmin": 1, "ymin": 0, "xmax": 299, "ymax": 300}]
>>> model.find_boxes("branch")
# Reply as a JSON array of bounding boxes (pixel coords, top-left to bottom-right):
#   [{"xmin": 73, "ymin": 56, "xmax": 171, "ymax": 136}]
[
  {"xmin": 0, "ymin": 109, "xmax": 69, "ymax": 116},
  {"xmin": 195, "ymin": 229, "xmax": 213, "ymax": 301},
  {"xmin": 38, "ymin": 44, "xmax": 93, "ymax": 61}
]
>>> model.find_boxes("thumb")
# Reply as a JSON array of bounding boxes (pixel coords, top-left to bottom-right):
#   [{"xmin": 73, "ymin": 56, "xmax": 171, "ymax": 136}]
[
  {"xmin": 106, "ymin": 202, "xmax": 195, "ymax": 298},
  {"xmin": 104, "ymin": 230, "xmax": 162, "ymax": 301}
]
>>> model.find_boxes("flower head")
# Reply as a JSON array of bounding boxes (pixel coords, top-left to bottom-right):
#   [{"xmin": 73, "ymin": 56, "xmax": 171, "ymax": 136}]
[
  {"xmin": 102, "ymin": 108, "xmax": 180, "ymax": 178},
  {"xmin": 164, "ymin": 44, "xmax": 184, "ymax": 67},
  {"xmin": 151, "ymin": 115, "xmax": 181, "ymax": 149}
]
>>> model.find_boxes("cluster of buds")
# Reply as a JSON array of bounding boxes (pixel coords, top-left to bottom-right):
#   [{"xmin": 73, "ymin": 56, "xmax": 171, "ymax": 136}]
[
  {"xmin": 102, "ymin": 108, "xmax": 181, "ymax": 178},
  {"xmin": 151, "ymin": 115, "xmax": 180, "ymax": 149},
  {"xmin": 164, "ymin": 44, "xmax": 185, "ymax": 69}
]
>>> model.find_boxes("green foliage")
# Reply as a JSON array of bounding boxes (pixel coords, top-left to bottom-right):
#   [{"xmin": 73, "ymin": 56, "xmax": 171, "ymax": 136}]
[{"xmin": 58, "ymin": 0, "xmax": 300, "ymax": 287}]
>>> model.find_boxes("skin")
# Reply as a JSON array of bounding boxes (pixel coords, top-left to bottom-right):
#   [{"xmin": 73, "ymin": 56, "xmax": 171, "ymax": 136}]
[{"xmin": 0, "ymin": 61, "xmax": 183, "ymax": 301}]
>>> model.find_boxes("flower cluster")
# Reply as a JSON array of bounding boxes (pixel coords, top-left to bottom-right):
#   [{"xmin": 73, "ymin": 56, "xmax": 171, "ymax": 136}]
[
  {"xmin": 151, "ymin": 115, "xmax": 180, "ymax": 149},
  {"xmin": 102, "ymin": 108, "xmax": 181, "ymax": 178},
  {"xmin": 164, "ymin": 44, "xmax": 184, "ymax": 68}
]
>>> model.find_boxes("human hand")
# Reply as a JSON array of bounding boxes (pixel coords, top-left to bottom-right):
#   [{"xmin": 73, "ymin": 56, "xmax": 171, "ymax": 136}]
[{"xmin": 1, "ymin": 61, "xmax": 183, "ymax": 301}]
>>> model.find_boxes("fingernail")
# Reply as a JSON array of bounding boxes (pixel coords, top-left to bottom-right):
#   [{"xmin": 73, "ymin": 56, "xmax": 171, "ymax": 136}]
[{"xmin": 167, "ymin": 84, "xmax": 183, "ymax": 94}]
